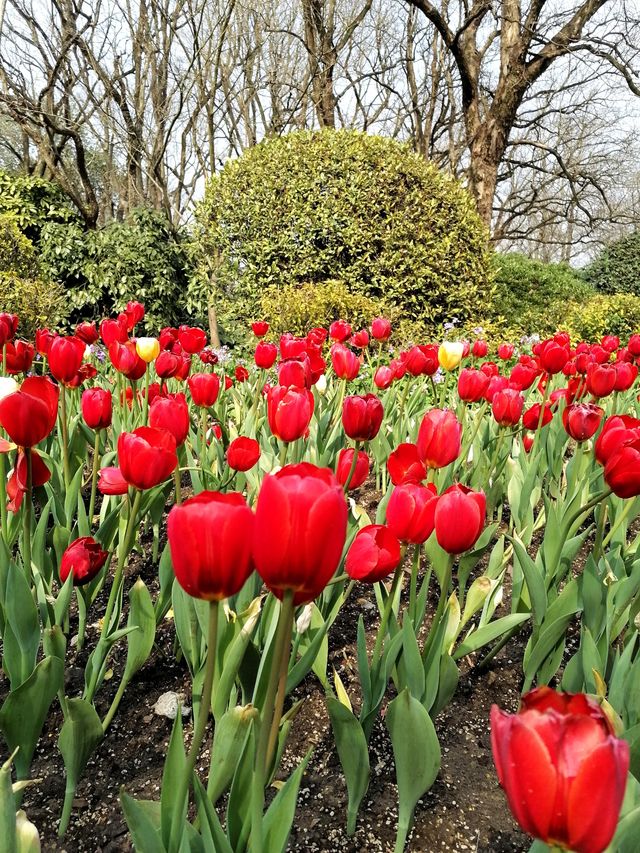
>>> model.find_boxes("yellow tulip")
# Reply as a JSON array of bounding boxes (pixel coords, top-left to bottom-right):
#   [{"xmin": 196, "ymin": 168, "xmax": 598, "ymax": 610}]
[
  {"xmin": 438, "ymin": 341, "xmax": 464, "ymax": 371},
  {"xmin": 136, "ymin": 337, "xmax": 160, "ymax": 363}
]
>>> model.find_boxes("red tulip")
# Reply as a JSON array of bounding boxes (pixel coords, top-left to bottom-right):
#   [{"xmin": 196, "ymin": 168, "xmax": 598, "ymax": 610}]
[
  {"xmin": 484, "ymin": 375, "xmax": 509, "ymax": 403},
  {"xmin": 178, "ymin": 326, "xmax": 207, "ymax": 354},
  {"xmin": 60, "ymin": 537, "xmax": 109, "ymax": 585},
  {"xmin": 251, "ymin": 321, "xmax": 269, "ymax": 337},
  {"xmin": 613, "ymin": 361, "xmax": 638, "ymax": 392},
  {"xmin": 351, "ymin": 329, "xmax": 369, "ymax": 348},
  {"xmin": 35, "ymin": 328, "xmax": 56, "ymax": 356},
  {"xmin": 224, "ymin": 375, "xmax": 233, "ymax": 390},
  {"xmin": 329, "ymin": 319, "xmax": 352, "ymax": 342},
  {"xmin": 278, "ymin": 356, "xmax": 311, "ymax": 389},
  {"xmin": 387, "ymin": 443, "xmax": 427, "ymax": 485},
  {"xmin": 458, "ymin": 367, "xmax": 489, "ymax": 402},
  {"xmin": 522, "ymin": 403, "xmax": 552, "ymax": 431},
  {"xmin": 159, "ymin": 327, "xmax": 179, "ymax": 350},
  {"xmin": 149, "ymin": 394, "xmax": 190, "ymax": 446},
  {"xmin": 563, "ymin": 403, "xmax": 603, "ymax": 442},
  {"xmin": 117, "ymin": 427, "xmax": 178, "ymax": 490},
  {"xmin": 227, "ymin": 436, "xmax": 261, "ymax": 471},
  {"xmin": 342, "ymin": 394, "xmax": 384, "ymax": 442},
  {"xmin": 0, "ymin": 312, "xmax": 18, "ymax": 345},
  {"xmin": 155, "ymin": 351, "xmax": 181, "ymax": 379},
  {"xmin": 480, "ymin": 360, "xmax": 499, "ymax": 377},
  {"xmin": 188, "ymin": 372, "xmax": 220, "ymax": 407},
  {"xmin": 601, "ymin": 334, "xmax": 620, "ymax": 353},
  {"xmin": 434, "ymin": 485, "xmax": 485, "ymax": 553},
  {"xmin": 628, "ymin": 334, "xmax": 640, "ymax": 357},
  {"xmin": 168, "ymin": 491, "xmax": 254, "ymax": 600},
  {"xmin": 75, "ymin": 321, "xmax": 99, "ymax": 345},
  {"xmin": 492, "ymin": 387, "xmax": 524, "ymax": 426},
  {"xmin": 604, "ymin": 438, "xmax": 640, "ymax": 498},
  {"xmin": 100, "ymin": 316, "xmax": 129, "ymax": 346},
  {"xmin": 497, "ymin": 343, "xmax": 514, "ymax": 360},
  {"xmin": 255, "ymin": 341, "xmax": 278, "ymax": 369},
  {"xmin": 371, "ymin": 317, "xmax": 392, "ymax": 341},
  {"xmin": 0, "ymin": 376, "xmax": 59, "ymax": 447},
  {"xmin": 491, "ymin": 687, "xmax": 629, "ymax": 853},
  {"xmin": 538, "ymin": 338, "xmax": 570, "ymax": 374},
  {"xmin": 471, "ymin": 339, "xmax": 488, "ymax": 358},
  {"xmin": 586, "ymin": 363, "xmax": 616, "ymax": 398},
  {"xmin": 234, "ymin": 365, "xmax": 249, "ymax": 383},
  {"xmin": 402, "ymin": 345, "xmax": 438, "ymax": 377},
  {"xmin": 81, "ymin": 388, "xmax": 113, "ymax": 431},
  {"xmin": 522, "ymin": 433, "xmax": 534, "ymax": 453},
  {"xmin": 331, "ymin": 344, "xmax": 360, "ymax": 380},
  {"xmin": 306, "ymin": 327, "xmax": 328, "ymax": 348},
  {"xmin": 374, "ymin": 366, "xmax": 394, "ymax": 389},
  {"xmin": 199, "ymin": 348, "xmax": 219, "ymax": 366},
  {"xmin": 267, "ymin": 385, "xmax": 314, "ymax": 442},
  {"xmin": 48, "ymin": 335, "xmax": 86, "ymax": 385},
  {"xmin": 6, "ymin": 449, "xmax": 52, "ymax": 512},
  {"xmin": 386, "ymin": 482, "xmax": 437, "ymax": 544},
  {"xmin": 279, "ymin": 334, "xmax": 307, "ymax": 359},
  {"xmin": 98, "ymin": 466, "xmax": 129, "ymax": 495},
  {"xmin": 345, "ymin": 524, "xmax": 401, "ymax": 583},
  {"xmin": 252, "ymin": 463, "xmax": 348, "ymax": 605},
  {"xmin": 336, "ymin": 448, "xmax": 369, "ymax": 490},
  {"xmin": 109, "ymin": 341, "xmax": 146, "ymax": 380},
  {"xmin": 509, "ymin": 362, "xmax": 538, "ymax": 391},
  {"xmin": 390, "ymin": 358, "xmax": 407, "ymax": 380},
  {"xmin": 124, "ymin": 301, "xmax": 145, "ymax": 330},
  {"xmin": 595, "ymin": 415, "xmax": 640, "ymax": 466},
  {"xmin": 417, "ymin": 409, "xmax": 462, "ymax": 468},
  {"xmin": 2, "ymin": 340, "xmax": 34, "ymax": 374}
]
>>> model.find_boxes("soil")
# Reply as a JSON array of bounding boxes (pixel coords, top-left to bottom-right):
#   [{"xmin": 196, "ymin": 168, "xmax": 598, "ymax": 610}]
[{"xmin": 9, "ymin": 484, "xmax": 530, "ymax": 853}]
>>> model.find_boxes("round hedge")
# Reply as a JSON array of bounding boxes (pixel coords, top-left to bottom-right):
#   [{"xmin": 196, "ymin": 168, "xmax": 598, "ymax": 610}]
[
  {"xmin": 584, "ymin": 230, "xmax": 640, "ymax": 296},
  {"xmin": 198, "ymin": 130, "xmax": 493, "ymax": 336}
]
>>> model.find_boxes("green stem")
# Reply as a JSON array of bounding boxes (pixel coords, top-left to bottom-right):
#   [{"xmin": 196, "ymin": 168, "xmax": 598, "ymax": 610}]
[
  {"xmin": 60, "ymin": 385, "xmax": 71, "ymax": 489},
  {"xmin": 342, "ymin": 441, "xmax": 361, "ymax": 493},
  {"xmin": 371, "ymin": 563, "xmax": 404, "ymax": 668},
  {"xmin": 88, "ymin": 431, "xmax": 101, "ymax": 523},
  {"xmin": 85, "ymin": 490, "xmax": 142, "ymax": 702},
  {"xmin": 0, "ymin": 452, "xmax": 7, "ymax": 543},
  {"xmin": 22, "ymin": 447, "xmax": 33, "ymax": 585},
  {"xmin": 423, "ymin": 556, "xmax": 453, "ymax": 661},
  {"xmin": 1, "ymin": 342, "xmax": 5, "ymax": 376},
  {"xmin": 174, "ymin": 466, "xmax": 182, "ymax": 505},
  {"xmin": 533, "ymin": 378, "xmax": 551, "ymax": 450},
  {"xmin": 200, "ymin": 408, "xmax": 208, "ymax": 487},
  {"xmin": 409, "ymin": 544, "xmax": 420, "ymax": 625},
  {"xmin": 142, "ymin": 367, "xmax": 150, "ymax": 424},
  {"xmin": 168, "ymin": 600, "xmax": 219, "ymax": 853},
  {"xmin": 278, "ymin": 441, "xmax": 288, "ymax": 469},
  {"xmin": 251, "ymin": 590, "xmax": 295, "ymax": 853}
]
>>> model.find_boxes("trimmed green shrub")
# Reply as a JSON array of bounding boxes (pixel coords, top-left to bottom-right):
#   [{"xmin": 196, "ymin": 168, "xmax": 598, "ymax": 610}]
[
  {"xmin": 565, "ymin": 293, "xmax": 640, "ymax": 342},
  {"xmin": 491, "ymin": 253, "xmax": 593, "ymax": 335},
  {"xmin": 584, "ymin": 231, "xmax": 640, "ymax": 295},
  {"xmin": 196, "ymin": 129, "xmax": 493, "ymax": 342},
  {"xmin": 0, "ymin": 213, "xmax": 40, "ymax": 278}
]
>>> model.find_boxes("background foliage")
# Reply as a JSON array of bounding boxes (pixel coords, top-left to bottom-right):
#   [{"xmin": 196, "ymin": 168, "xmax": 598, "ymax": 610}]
[{"xmin": 583, "ymin": 230, "xmax": 640, "ymax": 296}]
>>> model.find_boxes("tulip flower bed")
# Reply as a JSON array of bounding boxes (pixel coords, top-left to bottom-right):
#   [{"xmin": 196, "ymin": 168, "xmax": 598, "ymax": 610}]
[{"xmin": 1, "ymin": 305, "xmax": 640, "ymax": 853}]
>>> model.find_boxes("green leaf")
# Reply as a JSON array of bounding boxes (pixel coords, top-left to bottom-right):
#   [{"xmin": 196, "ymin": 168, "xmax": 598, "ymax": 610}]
[
  {"xmin": 454, "ymin": 613, "xmax": 530, "ymax": 660},
  {"xmin": 0, "ymin": 656, "xmax": 64, "ymax": 779},
  {"xmin": 262, "ymin": 752, "xmax": 311, "ymax": 853},
  {"xmin": 121, "ymin": 580, "xmax": 156, "ymax": 689},
  {"xmin": 508, "ymin": 535, "xmax": 546, "ymax": 626},
  {"xmin": 386, "ymin": 688, "xmax": 441, "ymax": 853},
  {"xmin": 161, "ymin": 713, "xmax": 187, "ymax": 850},
  {"xmin": 193, "ymin": 776, "xmax": 233, "ymax": 853},
  {"xmin": 0, "ymin": 751, "xmax": 17, "ymax": 853},
  {"xmin": 327, "ymin": 698, "xmax": 370, "ymax": 835},
  {"xmin": 58, "ymin": 698, "xmax": 104, "ymax": 834},
  {"xmin": 120, "ymin": 792, "xmax": 164, "ymax": 853},
  {"xmin": 3, "ymin": 562, "xmax": 40, "ymax": 689}
]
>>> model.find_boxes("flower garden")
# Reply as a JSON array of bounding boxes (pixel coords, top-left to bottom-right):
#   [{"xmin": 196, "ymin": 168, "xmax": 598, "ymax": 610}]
[{"xmin": 0, "ymin": 305, "xmax": 638, "ymax": 853}]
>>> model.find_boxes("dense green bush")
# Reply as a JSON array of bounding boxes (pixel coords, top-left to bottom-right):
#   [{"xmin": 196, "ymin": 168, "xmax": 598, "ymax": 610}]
[
  {"xmin": 491, "ymin": 253, "xmax": 593, "ymax": 335},
  {"xmin": 0, "ymin": 272, "xmax": 68, "ymax": 338},
  {"xmin": 0, "ymin": 170, "xmax": 77, "ymax": 241},
  {"xmin": 196, "ymin": 129, "xmax": 493, "ymax": 341},
  {"xmin": 565, "ymin": 293, "xmax": 640, "ymax": 341},
  {"xmin": 39, "ymin": 208, "xmax": 192, "ymax": 329},
  {"xmin": 0, "ymin": 213, "xmax": 40, "ymax": 278},
  {"xmin": 583, "ymin": 231, "xmax": 640, "ymax": 295}
]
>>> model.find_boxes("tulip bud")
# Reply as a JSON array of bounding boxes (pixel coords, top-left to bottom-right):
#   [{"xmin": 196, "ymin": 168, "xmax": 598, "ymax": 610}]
[
  {"xmin": 460, "ymin": 576, "xmax": 492, "ymax": 627},
  {"xmin": 136, "ymin": 337, "xmax": 161, "ymax": 363},
  {"xmin": 43, "ymin": 625, "xmax": 67, "ymax": 661},
  {"xmin": 16, "ymin": 811, "xmax": 41, "ymax": 853},
  {"xmin": 208, "ymin": 705, "xmax": 260, "ymax": 803},
  {"xmin": 315, "ymin": 373, "xmax": 327, "ymax": 395},
  {"xmin": 296, "ymin": 604, "xmax": 314, "ymax": 634}
]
